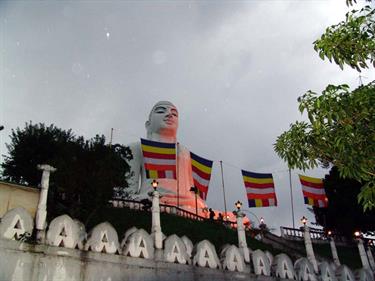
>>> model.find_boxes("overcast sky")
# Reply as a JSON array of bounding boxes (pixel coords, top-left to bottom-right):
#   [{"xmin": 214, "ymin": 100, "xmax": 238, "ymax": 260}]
[{"xmin": 1, "ymin": 0, "xmax": 374, "ymax": 233}]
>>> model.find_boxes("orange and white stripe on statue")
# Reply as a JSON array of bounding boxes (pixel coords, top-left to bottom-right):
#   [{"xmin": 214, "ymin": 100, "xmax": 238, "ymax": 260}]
[{"xmin": 299, "ymin": 175, "xmax": 328, "ymax": 207}]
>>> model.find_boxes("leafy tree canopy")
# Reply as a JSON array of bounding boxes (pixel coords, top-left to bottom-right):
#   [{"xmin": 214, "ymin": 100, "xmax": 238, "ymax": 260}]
[
  {"xmin": 313, "ymin": 167, "xmax": 375, "ymax": 238},
  {"xmin": 274, "ymin": 1, "xmax": 375, "ymax": 210},
  {"xmin": 314, "ymin": 4, "xmax": 375, "ymax": 71},
  {"xmin": 1, "ymin": 122, "xmax": 132, "ymax": 223}
]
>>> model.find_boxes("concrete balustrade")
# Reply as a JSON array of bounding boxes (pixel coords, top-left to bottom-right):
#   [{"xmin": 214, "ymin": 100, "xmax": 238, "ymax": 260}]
[
  {"xmin": 0, "ymin": 169, "xmax": 373, "ymax": 281},
  {"xmin": 0, "ymin": 206, "xmax": 374, "ymax": 281}
]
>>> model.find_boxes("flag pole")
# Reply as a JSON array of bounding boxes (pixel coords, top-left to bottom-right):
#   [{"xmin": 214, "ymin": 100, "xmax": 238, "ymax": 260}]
[
  {"xmin": 176, "ymin": 142, "xmax": 179, "ymax": 209},
  {"xmin": 220, "ymin": 161, "xmax": 228, "ymax": 220},
  {"xmin": 289, "ymin": 168, "xmax": 295, "ymax": 228}
]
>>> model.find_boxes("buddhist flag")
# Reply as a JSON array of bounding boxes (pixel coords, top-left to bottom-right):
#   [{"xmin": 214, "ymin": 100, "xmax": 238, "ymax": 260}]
[
  {"xmin": 242, "ymin": 170, "xmax": 277, "ymax": 208},
  {"xmin": 190, "ymin": 152, "xmax": 213, "ymax": 200},
  {"xmin": 141, "ymin": 138, "xmax": 176, "ymax": 179},
  {"xmin": 299, "ymin": 175, "xmax": 328, "ymax": 207}
]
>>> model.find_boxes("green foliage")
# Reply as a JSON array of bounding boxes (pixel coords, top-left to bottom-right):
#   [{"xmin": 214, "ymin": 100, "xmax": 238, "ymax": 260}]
[
  {"xmin": 346, "ymin": 0, "xmax": 372, "ymax": 6},
  {"xmin": 90, "ymin": 206, "xmax": 278, "ymax": 254},
  {"xmin": 313, "ymin": 167, "xmax": 375, "ymax": 238},
  {"xmin": 1, "ymin": 122, "xmax": 132, "ymax": 223},
  {"xmin": 275, "ymin": 82, "xmax": 375, "ymax": 210},
  {"xmin": 2, "ymin": 123, "xmax": 76, "ymax": 185},
  {"xmin": 92, "ymin": 206, "xmax": 363, "ymax": 268},
  {"xmin": 313, "ymin": 242, "xmax": 362, "ymax": 269},
  {"xmin": 275, "ymin": 1, "xmax": 375, "ymax": 210},
  {"xmin": 314, "ymin": 5, "xmax": 375, "ymax": 71}
]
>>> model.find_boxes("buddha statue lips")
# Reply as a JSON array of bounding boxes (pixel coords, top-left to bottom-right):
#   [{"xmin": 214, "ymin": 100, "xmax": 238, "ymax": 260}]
[
  {"xmin": 163, "ymin": 118, "xmax": 176, "ymax": 129},
  {"xmin": 163, "ymin": 118, "xmax": 176, "ymax": 126}
]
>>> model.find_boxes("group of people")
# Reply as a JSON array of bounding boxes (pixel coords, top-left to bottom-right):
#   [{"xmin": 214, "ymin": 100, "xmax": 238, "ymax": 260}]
[{"xmin": 208, "ymin": 208, "xmax": 224, "ymax": 222}]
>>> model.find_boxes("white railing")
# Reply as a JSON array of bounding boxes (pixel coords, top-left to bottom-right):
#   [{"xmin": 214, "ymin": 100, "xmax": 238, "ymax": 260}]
[{"xmin": 280, "ymin": 226, "xmax": 326, "ymax": 240}]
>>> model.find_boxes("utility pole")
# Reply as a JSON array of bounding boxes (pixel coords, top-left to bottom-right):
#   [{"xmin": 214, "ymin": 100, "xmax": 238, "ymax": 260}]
[{"xmin": 109, "ymin": 128, "xmax": 114, "ymax": 147}]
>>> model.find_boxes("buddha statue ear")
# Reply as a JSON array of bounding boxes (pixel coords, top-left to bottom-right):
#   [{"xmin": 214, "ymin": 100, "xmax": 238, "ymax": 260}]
[{"xmin": 145, "ymin": 120, "xmax": 150, "ymax": 131}]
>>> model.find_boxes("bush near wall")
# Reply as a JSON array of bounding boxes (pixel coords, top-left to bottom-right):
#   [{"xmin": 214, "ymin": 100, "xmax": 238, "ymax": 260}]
[{"xmin": 88, "ymin": 207, "xmax": 278, "ymax": 254}]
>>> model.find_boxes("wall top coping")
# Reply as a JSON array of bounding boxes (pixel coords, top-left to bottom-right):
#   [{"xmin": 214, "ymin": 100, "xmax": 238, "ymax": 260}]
[{"xmin": 0, "ymin": 180, "xmax": 39, "ymax": 193}]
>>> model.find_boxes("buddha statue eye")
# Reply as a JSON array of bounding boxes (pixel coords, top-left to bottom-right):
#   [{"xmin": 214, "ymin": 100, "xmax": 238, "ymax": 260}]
[{"xmin": 154, "ymin": 106, "xmax": 167, "ymax": 114}]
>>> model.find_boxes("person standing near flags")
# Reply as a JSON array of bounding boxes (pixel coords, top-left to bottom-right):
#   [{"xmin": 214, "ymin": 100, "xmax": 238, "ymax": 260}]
[
  {"xmin": 209, "ymin": 208, "xmax": 215, "ymax": 220},
  {"xmin": 126, "ymin": 101, "xmax": 207, "ymax": 213}
]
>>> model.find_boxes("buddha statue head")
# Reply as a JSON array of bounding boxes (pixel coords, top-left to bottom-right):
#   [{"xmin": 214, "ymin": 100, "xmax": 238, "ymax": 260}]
[{"xmin": 145, "ymin": 101, "xmax": 179, "ymax": 142}]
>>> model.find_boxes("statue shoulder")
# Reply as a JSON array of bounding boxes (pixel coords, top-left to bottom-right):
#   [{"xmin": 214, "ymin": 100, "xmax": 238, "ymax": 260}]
[
  {"xmin": 177, "ymin": 144, "xmax": 191, "ymax": 158},
  {"xmin": 127, "ymin": 141, "xmax": 141, "ymax": 150},
  {"xmin": 127, "ymin": 141, "xmax": 142, "ymax": 159}
]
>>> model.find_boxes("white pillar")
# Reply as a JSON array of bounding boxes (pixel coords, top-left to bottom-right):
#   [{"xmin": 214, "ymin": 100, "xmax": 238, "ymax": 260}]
[
  {"xmin": 236, "ymin": 210, "xmax": 250, "ymax": 263},
  {"xmin": 329, "ymin": 237, "xmax": 341, "ymax": 267},
  {"xmin": 357, "ymin": 238, "xmax": 370, "ymax": 270},
  {"xmin": 150, "ymin": 190, "xmax": 162, "ymax": 249},
  {"xmin": 280, "ymin": 227, "xmax": 285, "ymax": 238},
  {"xmin": 35, "ymin": 164, "xmax": 56, "ymax": 242},
  {"xmin": 303, "ymin": 225, "xmax": 318, "ymax": 273},
  {"xmin": 366, "ymin": 246, "xmax": 375, "ymax": 271}
]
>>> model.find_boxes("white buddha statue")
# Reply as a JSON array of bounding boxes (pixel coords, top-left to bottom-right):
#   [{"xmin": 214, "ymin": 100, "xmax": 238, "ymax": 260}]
[{"xmin": 126, "ymin": 101, "xmax": 207, "ymax": 213}]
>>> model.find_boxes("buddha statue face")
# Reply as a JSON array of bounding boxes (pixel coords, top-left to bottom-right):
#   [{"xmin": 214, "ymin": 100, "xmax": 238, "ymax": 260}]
[{"xmin": 146, "ymin": 101, "xmax": 179, "ymax": 139}]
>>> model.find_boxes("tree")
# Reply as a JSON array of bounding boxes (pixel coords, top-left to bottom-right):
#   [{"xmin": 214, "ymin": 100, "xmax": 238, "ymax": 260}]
[
  {"xmin": 274, "ymin": 1, "xmax": 375, "ymax": 210},
  {"xmin": 314, "ymin": 4, "xmax": 375, "ymax": 71},
  {"xmin": 313, "ymin": 167, "xmax": 375, "ymax": 238},
  {"xmin": 1, "ymin": 122, "xmax": 132, "ymax": 223}
]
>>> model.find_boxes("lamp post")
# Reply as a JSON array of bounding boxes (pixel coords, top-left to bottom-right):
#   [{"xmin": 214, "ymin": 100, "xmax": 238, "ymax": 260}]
[
  {"xmin": 189, "ymin": 186, "xmax": 198, "ymax": 217},
  {"xmin": 354, "ymin": 231, "xmax": 370, "ymax": 270},
  {"xmin": 259, "ymin": 217, "xmax": 265, "ymax": 228},
  {"xmin": 301, "ymin": 216, "xmax": 318, "ymax": 273},
  {"xmin": 234, "ymin": 200, "xmax": 250, "ymax": 263},
  {"xmin": 326, "ymin": 230, "xmax": 340, "ymax": 266},
  {"xmin": 149, "ymin": 180, "xmax": 162, "ymax": 249},
  {"xmin": 241, "ymin": 209, "xmax": 261, "ymax": 229},
  {"xmin": 152, "ymin": 179, "xmax": 158, "ymax": 190},
  {"xmin": 365, "ymin": 240, "xmax": 375, "ymax": 271},
  {"xmin": 235, "ymin": 200, "xmax": 242, "ymax": 211},
  {"xmin": 259, "ymin": 217, "xmax": 267, "ymax": 235}
]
